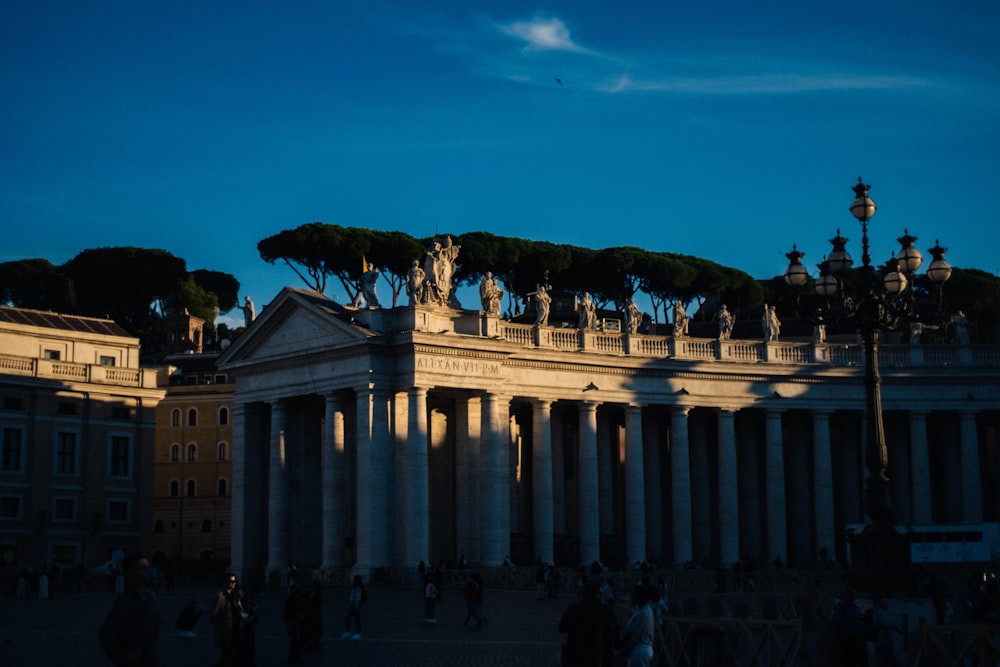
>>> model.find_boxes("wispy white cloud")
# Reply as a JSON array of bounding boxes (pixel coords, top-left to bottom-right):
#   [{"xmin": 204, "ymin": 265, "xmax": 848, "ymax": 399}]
[
  {"xmin": 600, "ymin": 72, "xmax": 936, "ymax": 95},
  {"xmin": 498, "ymin": 17, "xmax": 593, "ymax": 54}
]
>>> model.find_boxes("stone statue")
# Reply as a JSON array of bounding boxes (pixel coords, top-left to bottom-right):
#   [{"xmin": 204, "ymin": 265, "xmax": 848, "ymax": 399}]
[
  {"xmin": 240, "ymin": 296, "xmax": 255, "ymax": 327},
  {"xmin": 532, "ymin": 283, "xmax": 551, "ymax": 326},
  {"xmin": 360, "ymin": 263, "xmax": 380, "ymax": 309},
  {"xmin": 953, "ymin": 310, "xmax": 970, "ymax": 345},
  {"xmin": 672, "ymin": 300, "xmax": 689, "ymax": 338},
  {"xmin": 762, "ymin": 304, "xmax": 780, "ymax": 342},
  {"xmin": 718, "ymin": 304, "xmax": 734, "ymax": 341},
  {"xmin": 406, "ymin": 260, "xmax": 425, "ymax": 306},
  {"xmin": 624, "ymin": 297, "xmax": 641, "ymax": 334},
  {"xmin": 578, "ymin": 292, "xmax": 596, "ymax": 330},
  {"xmin": 479, "ymin": 272, "xmax": 503, "ymax": 315},
  {"xmin": 422, "ymin": 236, "xmax": 461, "ymax": 306}
]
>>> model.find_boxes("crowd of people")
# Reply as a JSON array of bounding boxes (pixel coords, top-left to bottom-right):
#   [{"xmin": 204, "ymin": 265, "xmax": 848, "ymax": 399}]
[{"xmin": 91, "ymin": 551, "xmax": 1000, "ymax": 667}]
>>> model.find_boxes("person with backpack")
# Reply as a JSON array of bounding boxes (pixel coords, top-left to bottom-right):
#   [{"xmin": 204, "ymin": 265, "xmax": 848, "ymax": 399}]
[{"xmin": 342, "ymin": 575, "xmax": 366, "ymax": 639}]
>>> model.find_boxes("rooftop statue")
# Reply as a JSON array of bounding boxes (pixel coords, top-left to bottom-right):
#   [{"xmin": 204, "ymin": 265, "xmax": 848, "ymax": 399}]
[
  {"xmin": 422, "ymin": 236, "xmax": 461, "ymax": 307},
  {"xmin": 240, "ymin": 295, "xmax": 256, "ymax": 327},
  {"xmin": 479, "ymin": 272, "xmax": 503, "ymax": 315},
  {"xmin": 718, "ymin": 304, "xmax": 734, "ymax": 341},
  {"xmin": 578, "ymin": 292, "xmax": 596, "ymax": 331},
  {"xmin": 672, "ymin": 300, "xmax": 689, "ymax": 338}
]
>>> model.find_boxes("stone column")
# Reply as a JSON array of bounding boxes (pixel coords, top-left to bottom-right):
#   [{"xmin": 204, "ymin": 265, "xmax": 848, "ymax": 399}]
[
  {"xmin": 812, "ymin": 410, "xmax": 835, "ymax": 562},
  {"xmin": 230, "ymin": 403, "xmax": 247, "ymax": 577},
  {"xmin": 480, "ymin": 393, "xmax": 507, "ymax": 566},
  {"xmin": 266, "ymin": 401, "xmax": 289, "ymax": 574},
  {"xmin": 552, "ymin": 410, "xmax": 566, "ymax": 535},
  {"xmin": 624, "ymin": 404, "xmax": 646, "ymax": 564},
  {"xmin": 578, "ymin": 401, "xmax": 600, "ymax": 566},
  {"xmin": 909, "ymin": 411, "xmax": 932, "ymax": 524},
  {"xmin": 764, "ymin": 408, "xmax": 787, "ymax": 564},
  {"xmin": 406, "ymin": 387, "xmax": 429, "ymax": 567},
  {"xmin": 671, "ymin": 406, "xmax": 693, "ymax": 565},
  {"xmin": 321, "ymin": 395, "xmax": 346, "ymax": 568},
  {"xmin": 532, "ymin": 399, "xmax": 554, "ymax": 564},
  {"xmin": 717, "ymin": 409, "xmax": 739, "ymax": 566},
  {"xmin": 961, "ymin": 410, "xmax": 982, "ymax": 523},
  {"xmin": 355, "ymin": 386, "xmax": 392, "ymax": 575}
]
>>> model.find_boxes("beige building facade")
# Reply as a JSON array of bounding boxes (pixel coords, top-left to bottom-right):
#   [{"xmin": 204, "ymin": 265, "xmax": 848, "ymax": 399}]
[
  {"xmin": 0, "ymin": 306, "xmax": 162, "ymax": 579},
  {"xmin": 218, "ymin": 288, "xmax": 1000, "ymax": 582},
  {"xmin": 151, "ymin": 352, "xmax": 234, "ymax": 577}
]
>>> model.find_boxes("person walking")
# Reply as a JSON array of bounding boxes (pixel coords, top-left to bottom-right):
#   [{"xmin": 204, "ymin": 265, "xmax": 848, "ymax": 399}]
[
  {"xmin": 233, "ymin": 585, "xmax": 257, "ymax": 667},
  {"xmin": 99, "ymin": 553, "xmax": 162, "ymax": 667},
  {"xmin": 343, "ymin": 575, "xmax": 366, "ymax": 639},
  {"xmin": 424, "ymin": 575, "xmax": 440, "ymax": 623},
  {"xmin": 283, "ymin": 586, "xmax": 306, "ymax": 664},
  {"xmin": 832, "ymin": 587, "xmax": 869, "ymax": 666},
  {"xmin": 210, "ymin": 572, "xmax": 239, "ymax": 667}
]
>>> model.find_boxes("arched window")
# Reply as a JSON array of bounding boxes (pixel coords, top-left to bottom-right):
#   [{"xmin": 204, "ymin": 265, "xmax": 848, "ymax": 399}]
[
  {"xmin": 201, "ymin": 518, "xmax": 212, "ymax": 533},
  {"xmin": 186, "ymin": 479, "xmax": 196, "ymax": 497},
  {"xmin": 169, "ymin": 480, "xmax": 179, "ymax": 497},
  {"xmin": 219, "ymin": 406, "xmax": 229, "ymax": 425},
  {"xmin": 171, "ymin": 409, "xmax": 180, "ymax": 427},
  {"xmin": 170, "ymin": 444, "xmax": 180, "ymax": 462},
  {"xmin": 187, "ymin": 444, "xmax": 197, "ymax": 462},
  {"xmin": 217, "ymin": 442, "xmax": 227, "ymax": 462},
  {"xmin": 217, "ymin": 478, "xmax": 228, "ymax": 496},
  {"xmin": 187, "ymin": 408, "xmax": 197, "ymax": 426}
]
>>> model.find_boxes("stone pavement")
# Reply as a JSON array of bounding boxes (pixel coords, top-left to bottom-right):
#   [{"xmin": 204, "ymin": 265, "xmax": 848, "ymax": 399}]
[{"xmin": 0, "ymin": 583, "xmax": 568, "ymax": 667}]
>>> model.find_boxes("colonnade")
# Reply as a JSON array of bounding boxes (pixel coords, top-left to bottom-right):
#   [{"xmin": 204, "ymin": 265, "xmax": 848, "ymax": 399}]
[{"xmin": 229, "ymin": 387, "xmax": 994, "ymax": 580}]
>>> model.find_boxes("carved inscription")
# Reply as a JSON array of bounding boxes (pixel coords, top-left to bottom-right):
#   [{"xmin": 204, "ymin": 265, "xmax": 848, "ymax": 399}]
[{"xmin": 416, "ymin": 356, "xmax": 501, "ymax": 376}]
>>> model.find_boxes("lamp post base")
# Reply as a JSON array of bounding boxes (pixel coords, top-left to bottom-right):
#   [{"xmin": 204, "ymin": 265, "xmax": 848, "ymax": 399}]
[{"xmin": 847, "ymin": 523, "xmax": 916, "ymax": 595}]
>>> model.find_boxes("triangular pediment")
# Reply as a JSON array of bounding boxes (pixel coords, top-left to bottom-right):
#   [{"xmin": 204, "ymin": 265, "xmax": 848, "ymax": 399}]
[{"xmin": 218, "ymin": 287, "xmax": 372, "ymax": 366}]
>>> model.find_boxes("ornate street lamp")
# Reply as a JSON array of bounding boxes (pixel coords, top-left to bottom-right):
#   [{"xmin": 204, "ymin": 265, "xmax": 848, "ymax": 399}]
[
  {"xmin": 782, "ymin": 178, "xmax": 953, "ymax": 589},
  {"xmin": 783, "ymin": 245, "xmax": 809, "ymax": 287}
]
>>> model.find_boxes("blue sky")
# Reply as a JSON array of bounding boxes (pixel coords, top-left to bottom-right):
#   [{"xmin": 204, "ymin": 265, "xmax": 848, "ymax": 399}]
[{"xmin": 2, "ymin": 1, "xmax": 998, "ymax": 326}]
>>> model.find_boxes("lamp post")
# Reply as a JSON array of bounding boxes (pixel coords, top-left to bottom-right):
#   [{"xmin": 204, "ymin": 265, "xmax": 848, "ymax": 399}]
[{"xmin": 784, "ymin": 178, "xmax": 952, "ymax": 587}]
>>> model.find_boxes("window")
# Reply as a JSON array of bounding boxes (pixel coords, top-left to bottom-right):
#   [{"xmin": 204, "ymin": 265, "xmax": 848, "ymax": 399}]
[
  {"xmin": 99, "ymin": 356, "xmax": 116, "ymax": 367},
  {"xmin": 107, "ymin": 499, "xmax": 130, "ymax": 523},
  {"xmin": 170, "ymin": 444, "xmax": 180, "ymax": 462},
  {"xmin": 219, "ymin": 407, "xmax": 229, "ymax": 425},
  {"xmin": 111, "ymin": 406, "xmax": 130, "ymax": 420},
  {"xmin": 171, "ymin": 409, "xmax": 180, "ymax": 427},
  {"xmin": 186, "ymin": 444, "xmax": 197, "ymax": 462},
  {"xmin": 217, "ymin": 442, "xmax": 227, "ymax": 462},
  {"xmin": 2, "ymin": 428, "xmax": 23, "ymax": 473},
  {"xmin": 154, "ymin": 520, "xmax": 165, "ymax": 534},
  {"xmin": 109, "ymin": 436, "xmax": 130, "ymax": 478},
  {"xmin": 187, "ymin": 409, "xmax": 197, "ymax": 426},
  {"xmin": 0, "ymin": 495, "xmax": 21, "ymax": 519},
  {"xmin": 169, "ymin": 480, "xmax": 179, "ymax": 497},
  {"xmin": 43, "ymin": 349, "xmax": 61, "ymax": 360},
  {"xmin": 57, "ymin": 402, "xmax": 78, "ymax": 415},
  {"xmin": 186, "ymin": 480, "xmax": 196, "ymax": 497},
  {"xmin": 53, "ymin": 497, "xmax": 77, "ymax": 522},
  {"xmin": 55, "ymin": 432, "xmax": 77, "ymax": 476},
  {"xmin": 217, "ymin": 478, "xmax": 228, "ymax": 496},
  {"xmin": 201, "ymin": 519, "xmax": 212, "ymax": 533},
  {"xmin": 3, "ymin": 397, "xmax": 23, "ymax": 410}
]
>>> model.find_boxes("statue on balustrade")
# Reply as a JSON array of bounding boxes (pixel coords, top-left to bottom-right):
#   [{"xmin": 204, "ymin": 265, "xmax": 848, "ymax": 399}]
[
  {"xmin": 578, "ymin": 292, "xmax": 597, "ymax": 331},
  {"xmin": 240, "ymin": 296, "xmax": 256, "ymax": 327},
  {"xmin": 624, "ymin": 297, "xmax": 641, "ymax": 334},
  {"xmin": 422, "ymin": 236, "xmax": 461, "ymax": 306},
  {"xmin": 672, "ymin": 300, "xmax": 689, "ymax": 338},
  {"xmin": 953, "ymin": 310, "xmax": 970, "ymax": 345},
  {"xmin": 762, "ymin": 304, "xmax": 781, "ymax": 342},
  {"xmin": 718, "ymin": 304, "xmax": 734, "ymax": 340},
  {"xmin": 359, "ymin": 262, "xmax": 380, "ymax": 309},
  {"xmin": 909, "ymin": 320, "xmax": 938, "ymax": 344},
  {"xmin": 406, "ymin": 260, "xmax": 426, "ymax": 306},
  {"xmin": 479, "ymin": 272, "xmax": 504, "ymax": 315},
  {"xmin": 532, "ymin": 283, "xmax": 551, "ymax": 326}
]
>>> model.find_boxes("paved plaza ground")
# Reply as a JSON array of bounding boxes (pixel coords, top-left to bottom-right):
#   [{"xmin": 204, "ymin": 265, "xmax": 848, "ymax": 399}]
[{"xmin": 0, "ymin": 583, "xmax": 569, "ymax": 667}]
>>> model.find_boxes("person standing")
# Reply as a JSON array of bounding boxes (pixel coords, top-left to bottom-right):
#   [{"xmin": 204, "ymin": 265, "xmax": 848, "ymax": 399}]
[
  {"xmin": 233, "ymin": 585, "xmax": 257, "ymax": 667},
  {"xmin": 832, "ymin": 587, "xmax": 869, "ymax": 666},
  {"xmin": 210, "ymin": 572, "xmax": 238, "ymax": 667},
  {"xmin": 620, "ymin": 585, "xmax": 656, "ymax": 667},
  {"xmin": 99, "ymin": 553, "xmax": 161, "ymax": 667},
  {"xmin": 283, "ymin": 585, "xmax": 306, "ymax": 664},
  {"xmin": 559, "ymin": 579, "xmax": 618, "ymax": 667},
  {"xmin": 343, "ymin": 575, "xmax": 365, "ymax": 639}
]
